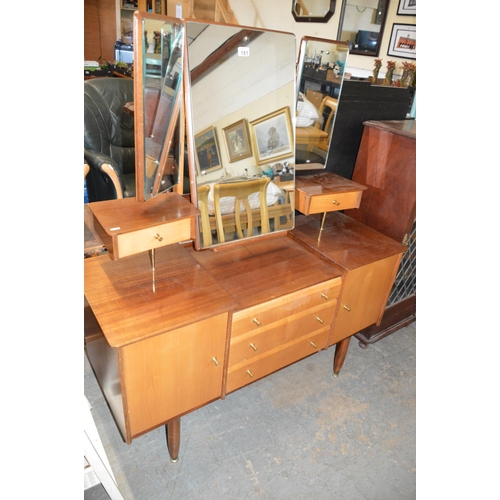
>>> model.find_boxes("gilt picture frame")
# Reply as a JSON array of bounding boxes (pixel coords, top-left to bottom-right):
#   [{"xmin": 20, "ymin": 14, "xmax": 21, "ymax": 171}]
[
  {"xmin": 223, "ymin": 119, "xmax": 252, "ymax": 163},
  {"xmin": 249, "ymin": 107, "xmax": 294, "ymax": 166},
  {"xmin": 194, "ymin": 126, "xmax": 222, "ymax": 176}
]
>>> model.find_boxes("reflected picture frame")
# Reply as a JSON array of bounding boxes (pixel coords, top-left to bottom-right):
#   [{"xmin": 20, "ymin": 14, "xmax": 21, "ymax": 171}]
[
  {"xmin": 387, "ymin": 23, "xmax": 416, "ymax": 60},
  {"xmin": 397, "ymin": 0, "xmax": 416, "ymax": 16},
  {"xmin": 249, "ymin": 107, "xmax": 294, "ymax": 166},
  {"xmin": 223, "ymin": 119, "xmax": 252, "ymax": 163},
  {"xmin": 194, "ymin": 126, "xmax": 222, "ymax": 175}
]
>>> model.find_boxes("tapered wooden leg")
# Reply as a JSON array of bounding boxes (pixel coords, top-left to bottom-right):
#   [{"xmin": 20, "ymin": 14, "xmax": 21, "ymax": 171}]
[
  {"xmin": 165, "ymin": 417, "xmax": 180, "ymax": 463},
  {"xmin": 333, "ymin": 337, "xmax": 351, "ymax": 377}
]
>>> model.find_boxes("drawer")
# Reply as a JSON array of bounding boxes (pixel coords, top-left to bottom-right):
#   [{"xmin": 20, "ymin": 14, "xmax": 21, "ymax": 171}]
[
  {"xmin": 296, "ymin": 190, "xmax": 363, "ymax": 215},
  {"xmin": 228, "ymin": 302, "xmax": 335, "ymax": 367},
  {"xmin": 114, "ymin": 218, "xmax": 193, "ymax": 258},
  {"xmin": 231, "ymin": 278, "xmax": 341, "ymax": 338},
  {"xmin": 226, "ymin": 328, "xmax": 330, "ymax": 393}
]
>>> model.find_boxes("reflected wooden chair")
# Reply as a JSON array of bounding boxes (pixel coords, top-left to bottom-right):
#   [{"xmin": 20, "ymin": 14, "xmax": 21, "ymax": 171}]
[
  {"xmin": 197, "ymin": 184, "xmax": 212, "ymax": 248},
  {"xmin": 213, "ymin": 177, "xmax": 270, "ymax": 243},
  {"xmin": 296, "ymin": 95, "xmax": 338, "ymax": 166}
]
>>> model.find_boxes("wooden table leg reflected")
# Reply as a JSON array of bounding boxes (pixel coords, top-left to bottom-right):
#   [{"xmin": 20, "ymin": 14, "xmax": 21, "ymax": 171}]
[
  {"xmin": 333, "ymin": 337, "xmax": 351, "ymax": 377},
  {"xmin": 165, "ymin": 417, "xmax": 180, "ymax": 463}
]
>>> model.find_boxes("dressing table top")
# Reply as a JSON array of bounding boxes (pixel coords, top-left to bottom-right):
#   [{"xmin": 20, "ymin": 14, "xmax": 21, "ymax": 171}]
[
  {"xmin": 190, "ymin": 235, "xmax": 342, "ymax": 311},
  {"xmin": 84, "ymin": 243, "xmax": 238, "ymax": 348}
]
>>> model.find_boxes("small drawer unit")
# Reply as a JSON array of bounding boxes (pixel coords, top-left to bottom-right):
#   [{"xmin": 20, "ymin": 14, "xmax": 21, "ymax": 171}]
[
  {"xmin": 226, "ymin": 277, "xmax": 341, "ymax": 394},
  {"xmin": 295, "ymin": 172, "xmax": 367, "ymax": 216}
]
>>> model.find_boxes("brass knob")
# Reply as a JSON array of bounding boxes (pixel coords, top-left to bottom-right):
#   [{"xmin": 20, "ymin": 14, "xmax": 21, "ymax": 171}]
[
  {"xmin": 321, "ymin": 293, "xmax": 329, "ymax": 300},
  {"xmin": 246, "ymin": 370, "xmax": 254, "ymax": 378},
  {"xmin": 332, "ymin": 200, "xmax": 340, "ymax": 206},
  {"xmin": 211, "ymin": 357, "xmax": 220, "ymax": 366},
  {"xmin": 343, "ymin": 305, "xmax": 351, "ymax": 312},
  {"xmin": 250, "ymin": 343, "xmax": 258, "ymax": 351},
  {"xmin": 253, "ymin": 318, "xmax": 261, "ymax": 326},
  {"xmin": 154, "ymin": 233, "xmax": 163, "ymax": 242},
  {"xmin": 316, "ymin": 317, "xmax": 324, "ymax": 324},
  {"xmin": 310, "ymin": 341, "xmax": 318, "ymax": 348}
]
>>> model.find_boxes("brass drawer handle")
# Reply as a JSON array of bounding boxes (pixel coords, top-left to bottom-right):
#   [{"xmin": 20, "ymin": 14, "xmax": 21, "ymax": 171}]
[
  {"xmin": 310, "ymin": 341, "xmax": 318, "ymax": 349},
  {"xmin": 249, "ymin": 343, "xmax": 258, "ymax": 352},
  {"xmin": 246, "ymin": 370, "xmax": 254, "ymax": 378},
  {"xmin": 154, "ymin": 233, "xmax": 163, "ymax": 242},
  {"xmin": 343, "ymin": 305, "xmax": 351, "ymax": 312},
  {"xmin": 321, "ymin": 293, "xmax": 329, "ymax": 300},
  {"xmin": 211, "ymin": 357, "xmax": 220, "ymax": 366},
  {"xmin": 332, "ymin": 200, "xmax": 340, "ymax": 206},
  {"xmin": 316, "ymin": 316, "xmax": 324, "ymax": 324},
  {"xmin": 253, "ymin": 318, "xmax": 261, "ymax": 326}
]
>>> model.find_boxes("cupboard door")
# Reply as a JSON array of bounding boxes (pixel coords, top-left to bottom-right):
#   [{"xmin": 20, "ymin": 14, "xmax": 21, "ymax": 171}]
[
  {"xmin": 329, "ymin": 255, "xmax": 401, "ymax": 345},
  {"xmin": 120, "ymin": 313, "xmax": 228, "ymax": 440}
]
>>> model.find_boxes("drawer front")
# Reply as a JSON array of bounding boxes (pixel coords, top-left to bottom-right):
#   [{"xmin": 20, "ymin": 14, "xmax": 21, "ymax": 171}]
[
  {"xmin": 232, "ymin": 278, "xmax": 341, "ymax": 338},
  {"xmin": 307, "ymin": 191, "xmax": 363, "ymax": 214},
  {"xmin": 226, "ymin": 328, "xmax": 330, "ymax": 393},
  {"xmin": 229, "ymin": 302, "xmax": 335, "ymax": 368},
  {"xmin": 116, "ymin": 218, "xmax": 193, "ymax": 258}
]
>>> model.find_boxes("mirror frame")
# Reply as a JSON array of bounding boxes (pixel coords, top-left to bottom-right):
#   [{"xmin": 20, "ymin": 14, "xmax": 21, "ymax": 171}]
[
  {"xmin": 133, "ymin": 11, "xmax": 184, "ymax": 202},
  {"xmin": 292, "ymin": 0, "xmax": 336, "ymax": 22},
  {"xmin": 336, "ymin": 0, "xmax": 389, "ymax": 57}
]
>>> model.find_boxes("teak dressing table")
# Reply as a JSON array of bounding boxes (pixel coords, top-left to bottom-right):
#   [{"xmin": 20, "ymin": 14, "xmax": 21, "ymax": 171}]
[{"xmin": 84, "ymin": 173, "xmax": 406, "ymax": 463}]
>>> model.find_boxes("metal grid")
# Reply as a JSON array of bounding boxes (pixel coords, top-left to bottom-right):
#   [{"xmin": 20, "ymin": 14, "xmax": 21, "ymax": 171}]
[{"xmin": 387, "ymin": 220, "xmax": 416, "ymax": 306}]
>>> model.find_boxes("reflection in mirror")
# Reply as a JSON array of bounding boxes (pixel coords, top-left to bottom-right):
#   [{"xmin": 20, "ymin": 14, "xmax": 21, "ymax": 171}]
[
  {"xmin": 295, "ymin": 37, "xmax": 349, "ymax": 170},
  {"xmin": 337, "ymin": 0, "xmax": 389, "ymax": 57},
  {"xmin": 292, "ymin": 0, "xmax": 336, "ymax": 22},
  {"xmin": 185, "ymin": 21, "xmax": 296, "ymax": 250},
  {"xmin": 133, "ymin": 12, "xmax": 184, "ymax": 201}
]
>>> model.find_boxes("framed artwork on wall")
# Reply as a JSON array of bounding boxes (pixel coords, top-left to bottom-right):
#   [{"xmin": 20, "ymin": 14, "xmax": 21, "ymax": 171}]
[
  {"xmin": 397, "ymin": 0, "xmax": 416, "ymax": 16},
  {"xmin": 387, "ymin": 24, "xmax": 416, "ymax": 60},
  {"xmin": 249, "ymin": 107, "xmax": 294, "ymax": 166},
  {"xmin": 194, "ymin": 126, "xmax": 222, "ymax": 176},
  {"xmin": 223, "ymin": 119, "xmax": 252, "ymax": 163}
]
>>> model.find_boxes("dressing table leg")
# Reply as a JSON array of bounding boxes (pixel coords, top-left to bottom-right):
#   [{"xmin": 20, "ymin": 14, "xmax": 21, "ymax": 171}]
[
  {"xmin": 333, "ymin": 337, "xmax": 351, "ymax": 377},
  {"xmin": 165, "ymin": 417, "xmax": 180, "ymax": 463}
]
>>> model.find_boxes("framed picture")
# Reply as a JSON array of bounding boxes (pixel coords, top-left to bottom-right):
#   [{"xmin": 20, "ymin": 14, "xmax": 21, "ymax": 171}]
[
  {"xmin": 387, "ymin": 23, "xmax": 416, "ymax": 60},
  {"xmin": 223, "ymin": 119, "xmax": 252, "ymax": 163},
  {"xmin": 397, "ymin": 0, "xmax": 416, "ymax": 16},
  {"xmin": 194, "ymin": 126, "xmax": 222, "ymax": 176},
  {"xmin": 249, "ymin": 107, "xmax": 294, "ymax": 166}
]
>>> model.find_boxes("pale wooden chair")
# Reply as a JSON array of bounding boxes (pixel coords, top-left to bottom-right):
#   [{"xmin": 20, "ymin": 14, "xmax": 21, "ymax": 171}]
[
  {"xmin": 314, "ymin": 95, "xmax": 338, "ymax": 151},
  {"xmin": 197, "ymin": 184, "xmax": 213, "ymax": 248},
  {"xmin": 213, "ymin": 177, "xmax": 270, "ymax": 243}
]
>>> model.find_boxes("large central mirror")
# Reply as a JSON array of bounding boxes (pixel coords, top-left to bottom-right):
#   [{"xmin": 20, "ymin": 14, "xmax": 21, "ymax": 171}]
[
  {"xmin": 185, "ymin": 21, "xmax": 297, "ymax": 250},
  {"xmin": 133, "ymin": 12, "xmax": 184, "ymax": 201},
  {"xmin": 295, "ymin": 36, "xmax": 349, "ymax": 170}
]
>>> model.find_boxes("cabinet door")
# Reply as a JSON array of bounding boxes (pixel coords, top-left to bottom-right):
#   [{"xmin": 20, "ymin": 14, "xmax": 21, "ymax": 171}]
[
  {"xmin": 329, "ymin": 255, "xmax": 401, "ymax": 345},
  {"xmin": 120, "ymin": 313, "xmax": 228, "ymax": 440}
]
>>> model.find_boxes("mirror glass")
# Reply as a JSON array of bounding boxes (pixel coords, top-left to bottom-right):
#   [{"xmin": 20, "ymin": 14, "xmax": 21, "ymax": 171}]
[
  {"xmin": 295, "ymin": 36, "xmax": 349, "ymax": 170},
  {"xmin": 134, "ymin": 12, "xmax": 184, "ymax": 201},
  {"xmin": 292, "ymin": 0, "xmax": 336, "ymax": 22},
  {"xmin": 185, "ymin": 21, "xmax": 297, "ymax": 250},
  {"xmin": 337, "ymin": 0, "xmax": 389, "ymax": 57}
]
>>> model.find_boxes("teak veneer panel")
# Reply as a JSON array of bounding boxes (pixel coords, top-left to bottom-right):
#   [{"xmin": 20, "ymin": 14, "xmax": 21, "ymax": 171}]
[{"xmin": 190, "ymin": 235, "xmax": 342, "ymax": 310}]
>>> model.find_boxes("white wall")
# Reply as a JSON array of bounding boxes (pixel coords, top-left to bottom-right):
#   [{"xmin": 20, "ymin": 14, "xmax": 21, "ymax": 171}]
[{"xmin": 229, "ymin": 0, "xmax": 416, "ymax": 78}]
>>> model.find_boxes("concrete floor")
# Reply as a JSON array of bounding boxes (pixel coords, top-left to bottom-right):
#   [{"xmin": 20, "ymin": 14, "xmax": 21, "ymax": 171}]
[{"xmin": 84, "ymin": 322, "xmax": 416, "ymax": 500}]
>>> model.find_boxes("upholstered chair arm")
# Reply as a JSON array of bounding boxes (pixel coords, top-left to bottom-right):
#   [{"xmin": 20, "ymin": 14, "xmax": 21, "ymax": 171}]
[{"xmin": 84, "ymin": 150, "xmax": 125, "ymax": 199}]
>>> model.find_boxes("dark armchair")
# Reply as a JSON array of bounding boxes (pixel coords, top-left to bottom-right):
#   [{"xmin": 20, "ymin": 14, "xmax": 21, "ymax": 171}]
[{"xmin": 84, "ymin": 78, "xmax": 136, "ymax": 202}]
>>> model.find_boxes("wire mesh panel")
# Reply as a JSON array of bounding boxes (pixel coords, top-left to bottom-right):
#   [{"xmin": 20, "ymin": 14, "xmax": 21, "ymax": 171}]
[{"xmin": 387, "ymin": 220, "xmax": 416, "ymax": 306}]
